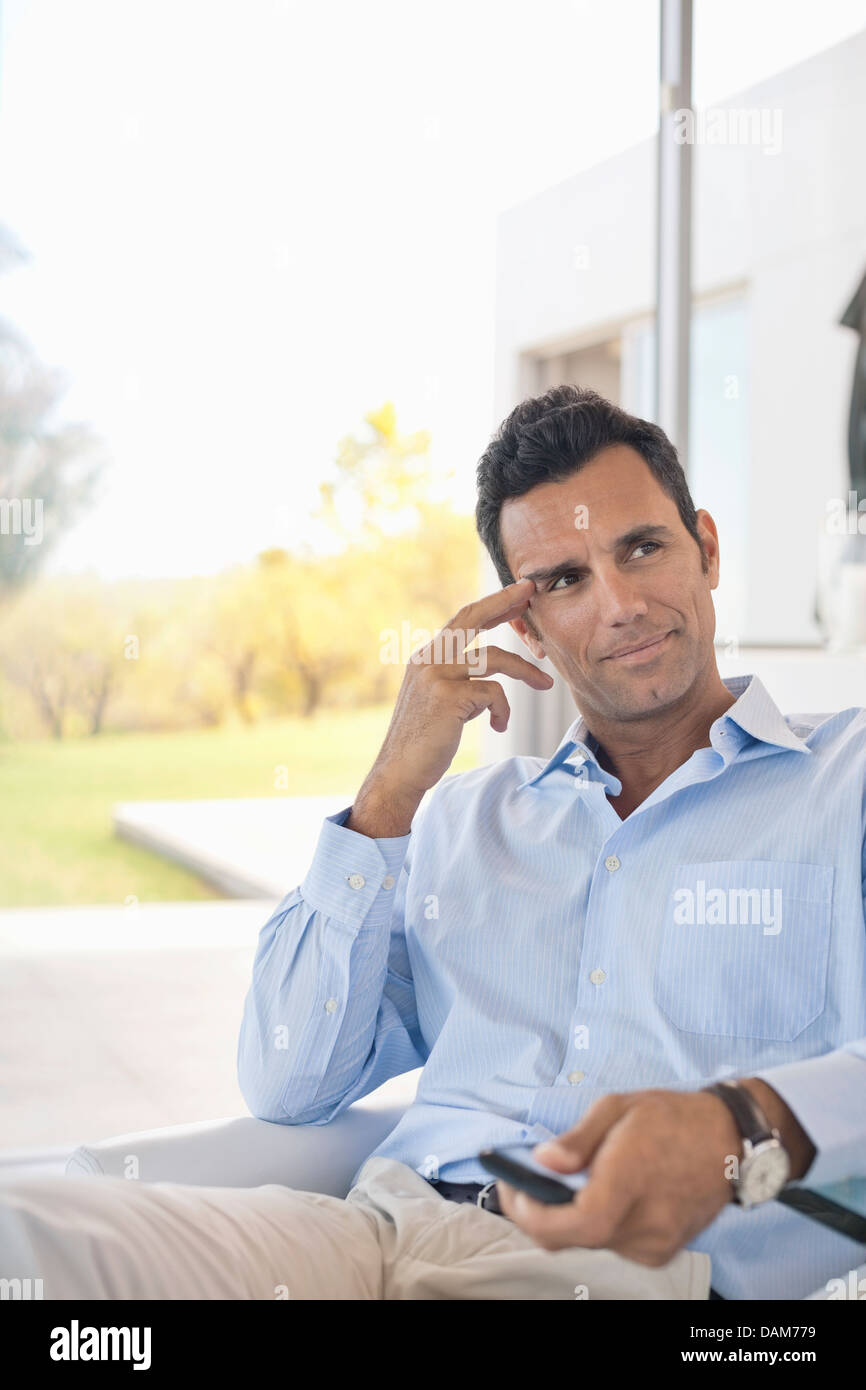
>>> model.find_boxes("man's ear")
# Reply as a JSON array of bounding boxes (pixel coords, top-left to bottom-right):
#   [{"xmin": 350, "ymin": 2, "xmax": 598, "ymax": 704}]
[
  {"xmin": 510, "ymin": 615, "xmax": 546, "ymax": 661},
  {"xmin": 695, "ymin": 508, "xmax": 720, "ymax": 589}
]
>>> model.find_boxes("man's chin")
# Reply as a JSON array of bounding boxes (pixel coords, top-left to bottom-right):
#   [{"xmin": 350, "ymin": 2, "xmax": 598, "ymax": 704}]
[{"xmin": 597, "ymin": 665, "xmax": 694, "ymax": 721}]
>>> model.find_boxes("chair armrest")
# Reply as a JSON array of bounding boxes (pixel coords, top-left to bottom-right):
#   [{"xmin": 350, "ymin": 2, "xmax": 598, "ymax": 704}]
[{"xmin": 65, "ymin": 1072, "xmax": 420, "ymax": 1195}]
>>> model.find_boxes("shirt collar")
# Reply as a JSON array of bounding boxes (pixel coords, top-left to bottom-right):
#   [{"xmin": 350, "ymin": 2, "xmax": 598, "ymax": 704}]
[{"xmin": 515, "ymin": 673, "xmax": 811, "ymax": 791}]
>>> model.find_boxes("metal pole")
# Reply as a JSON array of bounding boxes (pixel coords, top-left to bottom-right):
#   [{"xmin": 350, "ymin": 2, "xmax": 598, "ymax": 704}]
[{"xmin": 655, "ymin": 0, "xmax": 693, "ymax": 468}]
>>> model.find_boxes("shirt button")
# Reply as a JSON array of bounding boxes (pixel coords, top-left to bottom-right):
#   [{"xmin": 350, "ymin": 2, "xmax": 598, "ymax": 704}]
[
  {"xmin": 382, "ymin": 874, "xmax": 395, "ymax": 890},
  {"xmin": 324, "ymin": 998, "xmax": 339, "ymax": 1013},
  {"xmin": 347, "ymin": 873, "xmax": 365, "ymax": 890},
  {"xmin": 604, "ymin": 855, "xmax": 621, "ymax": 872},
  {"xmin": 567, "ymin": 1070, "xmax": 585, "ymax": 1085},
  {"xmin": 589, "ymin": 968, "xmax": 607, "ymax": 985}
]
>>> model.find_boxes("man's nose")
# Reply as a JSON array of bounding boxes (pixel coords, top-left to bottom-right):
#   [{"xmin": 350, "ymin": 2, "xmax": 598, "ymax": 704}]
[{"xmin": 594, "ymin": 567, "xmax": 649, "ymax": 625}]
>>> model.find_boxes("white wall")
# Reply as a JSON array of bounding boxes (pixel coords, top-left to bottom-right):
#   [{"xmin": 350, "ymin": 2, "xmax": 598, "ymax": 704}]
[{"xmin": 480, "ymin": 27, "xmax": 866, "ymax": 763}]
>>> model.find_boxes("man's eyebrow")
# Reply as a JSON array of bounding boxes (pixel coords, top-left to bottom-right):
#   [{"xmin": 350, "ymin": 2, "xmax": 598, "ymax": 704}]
[{"xmin": 520, "ymin": 524, "xmax": 674, "ymax": 585}]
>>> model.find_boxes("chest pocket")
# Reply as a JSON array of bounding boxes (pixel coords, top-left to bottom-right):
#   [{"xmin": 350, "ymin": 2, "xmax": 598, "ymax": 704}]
[{"xmin": 654, "ymin": 860, "xmax": 834, "ymax": 1041}]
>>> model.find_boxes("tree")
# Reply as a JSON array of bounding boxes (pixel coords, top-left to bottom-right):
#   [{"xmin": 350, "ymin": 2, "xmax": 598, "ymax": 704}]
[
  {"xmin": 313, "ymin": 400, "xmax": 478, "ymax": 667},
  {"xmin": 0, "ymin": 577, "xmax": 132, "ymax": 738},
  {"xmin": 253, "ymin": 549, "xmax": 360, "ymax": 718},
  {"xmin": 106, "ymin": 576, "xmax": 233, "ymax": 732},
  {"xmin": 0, "ymin": 224, "xmax": 107, "ymax": 597},
  {"xmin": 197, "ymin": 566, "xmax": 274, "ymax": 725},
  {"xmin": 316, "ymin": 400, "xmax": 436, "ymax": 545}
]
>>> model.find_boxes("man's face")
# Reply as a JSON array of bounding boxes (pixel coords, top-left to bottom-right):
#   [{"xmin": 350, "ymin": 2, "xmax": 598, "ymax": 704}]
[{"xmin": 499, "ymin": 444, "xmax": 721, "ymax": 724}]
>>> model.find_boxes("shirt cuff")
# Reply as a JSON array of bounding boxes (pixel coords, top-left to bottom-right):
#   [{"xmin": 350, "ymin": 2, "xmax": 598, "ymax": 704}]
[
  {"xmin": 754, "ymin": 1045, "xmax": 866, "ymax": 1187},
  {"xmin": 299, "ymin": 805, "xmax": 412, "ymax": 927}
]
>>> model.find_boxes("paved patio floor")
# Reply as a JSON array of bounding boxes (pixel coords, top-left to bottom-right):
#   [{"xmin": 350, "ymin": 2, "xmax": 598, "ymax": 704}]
[
  {"xmin": 1, "ymin": 791, "xmax": 436, "ymax": 1158},
  {"xmin": 0, "ymin": 900, "xmax": 279, "ymax": 1154}
]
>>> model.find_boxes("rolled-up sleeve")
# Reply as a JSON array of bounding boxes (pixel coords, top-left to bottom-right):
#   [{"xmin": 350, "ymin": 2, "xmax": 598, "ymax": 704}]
[{"xmin": 237, "ymin": 804, "xmax": 427, "ymax": 1124}]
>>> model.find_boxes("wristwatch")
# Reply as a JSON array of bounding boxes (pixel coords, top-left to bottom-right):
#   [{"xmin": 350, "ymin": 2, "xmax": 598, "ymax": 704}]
[{"xmin": 702, "ymin": 1080, "xmax": 791, "ymax": 1208}]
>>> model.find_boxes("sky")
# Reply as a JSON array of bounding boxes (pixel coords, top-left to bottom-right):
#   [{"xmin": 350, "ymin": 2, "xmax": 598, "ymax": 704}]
[{"xmin": 2, "ymin": 0, "xmax": 866, "ymax": 579}]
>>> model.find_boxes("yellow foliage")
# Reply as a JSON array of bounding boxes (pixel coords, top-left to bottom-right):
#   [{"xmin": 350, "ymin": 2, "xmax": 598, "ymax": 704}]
[
  {"xmin": 365, "ymin": 400, "xmax": 397, "ymax": 441},
  {"xmin": 0, "ymin": 402, "xmax": 482, "ymax": 736}
]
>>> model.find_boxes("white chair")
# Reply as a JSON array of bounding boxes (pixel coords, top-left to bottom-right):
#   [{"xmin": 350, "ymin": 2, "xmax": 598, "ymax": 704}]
[
  {"xmin": 2, "ymin": 1067, "xmax": 864, "ymax": 1300},
  {"xmin": 62, "ymin": 1071, "xmax": 421, "ymax": 1192},
  {"xmin": 0, "ymin": 1073, "xmax": 420, "ymax": 1196}
]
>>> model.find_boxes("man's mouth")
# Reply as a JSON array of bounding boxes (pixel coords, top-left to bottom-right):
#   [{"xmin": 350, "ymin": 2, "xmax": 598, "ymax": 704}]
[{"xmin": 602, "ymin": 631, "xmax": 673, "ymax": 664}]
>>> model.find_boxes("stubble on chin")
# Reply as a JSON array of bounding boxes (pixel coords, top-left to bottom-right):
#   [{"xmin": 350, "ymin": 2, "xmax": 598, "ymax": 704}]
[{"xmin": 592, "ymin": 649, "xmax": 697, "ymax": 723}]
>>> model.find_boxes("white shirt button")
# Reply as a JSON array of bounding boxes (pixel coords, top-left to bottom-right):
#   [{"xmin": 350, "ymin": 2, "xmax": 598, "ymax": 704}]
[
  {"xmin": 382, "ymin": 874, "xmax": 395, "ymax": 890},
  {"xmin": 589, "ymin": 968, "xmax": 607, "ymax": 985},
  {"xmin": 347, "ymin": 873, "xmax": 365, "ymax": 890},
  {"xmin": 567, "ymin": 1070, "xmax": 585, "ymax": 1085},
  {"xmin": 604, "ymin": 855, "xmax": 621, "ymax": 872},
  {"xmin": 324, "ymin": 998, "xmax": 339, "ymax": 1013}
]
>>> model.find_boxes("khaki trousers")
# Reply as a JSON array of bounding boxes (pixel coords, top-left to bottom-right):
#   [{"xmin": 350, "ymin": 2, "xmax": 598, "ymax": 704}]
[{"xmin": 0, "ymin": 1155, "xmax": 711, "ymax": 1300}]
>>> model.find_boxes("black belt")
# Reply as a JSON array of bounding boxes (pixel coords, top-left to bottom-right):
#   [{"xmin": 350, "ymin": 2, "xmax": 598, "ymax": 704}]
[
  {"xmin": 426, "ymin": 1177, "xmax": 507, "ymax": 1216},
  {"xmin": 427, "ymin": 1176, "xmax": 725, "ymax": 1299}
]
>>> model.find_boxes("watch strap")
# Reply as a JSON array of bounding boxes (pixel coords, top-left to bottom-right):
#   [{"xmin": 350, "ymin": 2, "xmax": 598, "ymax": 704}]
[{"xmin": 702, "ymin": 1079, "xmax": 774, "ymax": 1146}]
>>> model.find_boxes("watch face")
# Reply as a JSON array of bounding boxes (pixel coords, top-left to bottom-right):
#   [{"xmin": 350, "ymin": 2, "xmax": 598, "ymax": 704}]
[{"xmin": 740, "ymin": 1142, "xmax": 791, "ymax": 1204}]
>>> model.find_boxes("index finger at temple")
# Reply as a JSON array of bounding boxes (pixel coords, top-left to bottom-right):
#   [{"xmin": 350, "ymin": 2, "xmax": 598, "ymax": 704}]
[{"xmin": 441, "ymin": 578, "xmax": 536, "ymax": 646}]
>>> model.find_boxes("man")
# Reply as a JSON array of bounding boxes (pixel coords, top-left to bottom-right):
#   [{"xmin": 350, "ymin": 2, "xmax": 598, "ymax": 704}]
[{"xmin": 2, "ymin": 385, "xmax": 864, "ymax": 1299}]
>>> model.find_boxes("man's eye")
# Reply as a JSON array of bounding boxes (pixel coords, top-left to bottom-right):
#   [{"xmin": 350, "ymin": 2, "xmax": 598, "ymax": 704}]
[
  {"xmin": 548, "ymin": 543, "xmax": 659, "ymax": 590},
  {"xmin": 550, "ymin": 572, "xmax": 581, "ymax": 591}
]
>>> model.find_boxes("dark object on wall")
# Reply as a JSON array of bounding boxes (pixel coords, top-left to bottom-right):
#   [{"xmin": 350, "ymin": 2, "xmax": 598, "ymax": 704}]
[{"xmin": 841, "ymin": 268, "xmax": 866, "ymax": 507}]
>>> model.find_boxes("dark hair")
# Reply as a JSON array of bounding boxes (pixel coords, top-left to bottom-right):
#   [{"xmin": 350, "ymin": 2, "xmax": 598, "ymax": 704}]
[{"xmin": 475, "ymin": 383, "xmax": 704, "ymax": 587}]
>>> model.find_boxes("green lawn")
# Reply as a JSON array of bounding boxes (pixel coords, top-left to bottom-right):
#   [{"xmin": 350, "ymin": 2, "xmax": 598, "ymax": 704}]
[{"xmin": 1, "ymin": 706, "xmax": 481, "ymax": 907}]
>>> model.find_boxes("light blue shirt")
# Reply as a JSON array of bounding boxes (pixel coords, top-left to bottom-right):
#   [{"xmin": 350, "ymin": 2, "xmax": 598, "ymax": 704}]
[{"xmin": 238, "ymin": 673, "xmax": 866, "ymax": 1299}]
